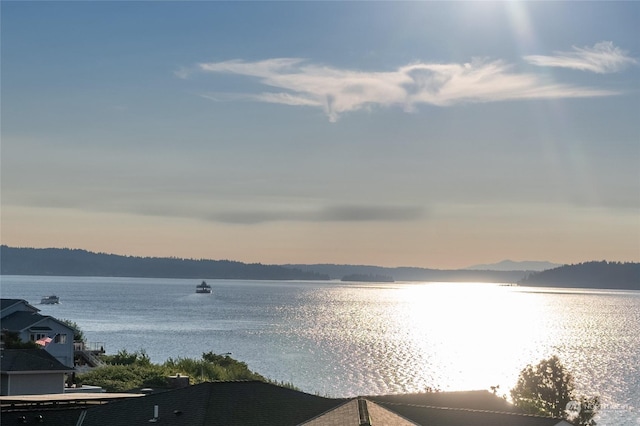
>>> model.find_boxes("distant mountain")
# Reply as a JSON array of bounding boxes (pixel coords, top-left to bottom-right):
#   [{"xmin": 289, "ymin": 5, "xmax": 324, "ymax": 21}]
[
  {"xmin": 285, "ymin": 264, "xmax": 527, "ymax": 283},
  {"xmin": 0, "ymin": 246, "xmax": 329, "ymax": 281},
  {"xmin": 464, "ymin": 260, "xmax": 561, "ymax": 271},
  {"xmin": 519, "ymin": 261, "xmax": 639, "ymax": 290}
]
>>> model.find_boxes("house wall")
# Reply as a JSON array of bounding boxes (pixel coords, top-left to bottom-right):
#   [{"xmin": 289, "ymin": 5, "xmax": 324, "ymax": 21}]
[
  {"xmin": 20, "ymin": 318, "xmax": 75, "ymax": 368},
  {"xmin": 1, "ymin": 375, "xmax": 8, "ymax": 395},
  {"xmin": 44, "ymin": 329, "xmax": 75, "ymax": 368},
  {"xmin": 1, "ymin": 373, "xmax": 65, "ymax": 395}
]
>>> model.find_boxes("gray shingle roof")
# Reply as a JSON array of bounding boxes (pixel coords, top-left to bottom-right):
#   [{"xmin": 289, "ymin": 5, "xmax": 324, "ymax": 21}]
[
  {"xmin": 368, "ymin": 391, "xmax": 569, "ymax": 426},
  {"xmin": 0, "ymin": 349, "xmax": 74, "ymax": 373},
  {"xmin": 98, "ymin": 380, "xmax": 345, "ymax": 426},
  {"xmin": 371, "ymin": 402, "xmax": 570, "ymax": 426},
  {"xmin": 1, "ymin": 299, "xmax": 24, "ymax": 311},
  {"xmin": 300, "ymin": 398, "xmax": 420, "ymax": 426},
  {"xmin": 0, "ymin": 299, "xmax": 38, "ymax": 314},
  {"xmin": 0, "ymin": 311, "xmax": 50, "ymax": 332},
  {"xmin": 0, "ymin": 381, "xmax": 572, "ymax": 426},
  {"xmin": 368, "ymin": 390, "xmax": 522, "ymax": 412}
]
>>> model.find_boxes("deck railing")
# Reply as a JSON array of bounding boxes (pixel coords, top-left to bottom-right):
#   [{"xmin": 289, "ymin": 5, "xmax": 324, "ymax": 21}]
[{"xmin": 74, "ymin": 341, "xmax": 105, "ymax": 353}]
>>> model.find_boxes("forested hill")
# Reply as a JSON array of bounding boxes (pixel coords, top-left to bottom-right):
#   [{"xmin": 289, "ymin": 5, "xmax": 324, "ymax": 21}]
[
  {"xmin": 0, "ymin": 246, "xmax": 329, "ymax": 280},
  {"xmin": 286, "ymin": 264, "xmax": 529, "ymax": 283},
  {"xmin": 519, "ymin": 261, "xmax": 640, "ymax": 290},
  {"xmin": 3, "ymin": 246, "xmax": 636, "ymax": 288}
]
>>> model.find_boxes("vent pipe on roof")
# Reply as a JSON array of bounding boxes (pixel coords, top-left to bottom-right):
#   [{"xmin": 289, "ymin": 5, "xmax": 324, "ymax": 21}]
[{"xmin": 148, "ymin": 405, "xmax": 159, "ymax": 422}]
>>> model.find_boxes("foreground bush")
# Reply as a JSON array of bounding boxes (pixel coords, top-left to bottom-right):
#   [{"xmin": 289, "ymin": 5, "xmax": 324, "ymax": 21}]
[
  {"xmin": 77, "ymin": 350, "xmax": 265, "ymax": 392},
  {"xmin": 77, "ymin": 364, "xmax": 167, "ymax": 392},
  {"xmin": 164, "ymin": 351, "xmax": 265, "ymax": 382}
]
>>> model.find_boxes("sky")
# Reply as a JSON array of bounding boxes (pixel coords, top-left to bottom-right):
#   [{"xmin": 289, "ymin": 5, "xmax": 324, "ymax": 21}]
[{"xmin": 1, "ymin": 1, "xmax": 639, "ymax": 269}]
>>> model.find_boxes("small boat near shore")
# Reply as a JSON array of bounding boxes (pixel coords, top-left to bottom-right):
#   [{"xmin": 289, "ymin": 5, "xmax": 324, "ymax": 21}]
[
  {"xmin": 41, "ymin": 295, "xmax": 60, "ymax": 304},
  {"xmin": 196, "ymin": 281, "xmax": 212, "ymax": 294}
]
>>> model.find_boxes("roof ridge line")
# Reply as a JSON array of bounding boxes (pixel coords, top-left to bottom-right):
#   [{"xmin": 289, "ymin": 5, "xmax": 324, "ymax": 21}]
[{"xmin": 357, "ymin": 397, "xmax": 370, "ymax": 425}]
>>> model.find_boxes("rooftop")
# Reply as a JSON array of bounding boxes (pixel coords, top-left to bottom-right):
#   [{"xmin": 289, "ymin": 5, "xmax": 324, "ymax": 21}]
[
  {"xmin": 0, "ymin": 381, "xmax": 572, "ymax": 426},
  {"xmin": 0, "ymin": 349, "xmax": 74, "ymax": 373}
]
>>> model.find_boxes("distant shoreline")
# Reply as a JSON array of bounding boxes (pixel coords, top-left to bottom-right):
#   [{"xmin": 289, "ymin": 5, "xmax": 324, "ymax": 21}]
[{"xmin": 1, "ymin": 246, "xmax": 637, "ymax": 290}]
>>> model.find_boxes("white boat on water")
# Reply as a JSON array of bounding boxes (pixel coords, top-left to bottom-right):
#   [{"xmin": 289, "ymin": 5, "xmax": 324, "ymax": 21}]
[
  {"xmin": 41, "ymin": 295, "xmax": 60, "ymax": 304},
  {"xmin": 195, "ymin": 281, "xmax": 212, "ymax": 294}
]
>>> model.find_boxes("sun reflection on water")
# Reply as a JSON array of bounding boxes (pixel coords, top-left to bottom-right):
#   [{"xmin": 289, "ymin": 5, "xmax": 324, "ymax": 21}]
[
  {"xmin": 295, "ymin": 282, "xmax": 640, "ymax": 426},
  {"xmin": 294, "ymin": 282, "xmax": 559, "ymax": 395},
  {"xmin": 394, "ymin": 283, "xmax": 550, "ymax": 392}
]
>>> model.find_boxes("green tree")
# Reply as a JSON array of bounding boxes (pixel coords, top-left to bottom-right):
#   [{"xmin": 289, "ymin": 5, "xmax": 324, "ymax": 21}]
[
  {"xmin": 59, "ymin": 319, "xmax": 85, "ymax": 343},
  {"xmin": 165, "ymin": 352, "xmax": 265, "ymax": 383},
  {"xmin": 511, "ymin": 356, "xmax": 599, "ymax": 426},
  {"xmin": 102, "ymin": 349, "xmax": 152, "ymax": 366},
  {"xmin": 1, "ymin": 330, "xmax": 38, "ymax": 349},
  {"xmin": 76, "ymin": 364, "xmax": 167, "ymax": 392}
]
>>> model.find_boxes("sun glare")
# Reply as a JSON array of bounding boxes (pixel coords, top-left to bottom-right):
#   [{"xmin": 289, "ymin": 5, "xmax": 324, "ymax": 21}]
[
  {"xmin": 400, "ymin": 283, "xmax": 548, "ymax": 391},
  {"xmin": 504, "ymin": 1, "xmax": 537, "ymax": 52}
]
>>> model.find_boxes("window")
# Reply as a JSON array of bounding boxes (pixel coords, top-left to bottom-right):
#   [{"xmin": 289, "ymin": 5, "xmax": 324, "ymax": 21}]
[
  {"xmin": 30, "ymin": 333, "xmax": 47, "ymax": 341},
  {"xmin": 55, "ymin": 334, "xmax": 67, "ymax": 344}
]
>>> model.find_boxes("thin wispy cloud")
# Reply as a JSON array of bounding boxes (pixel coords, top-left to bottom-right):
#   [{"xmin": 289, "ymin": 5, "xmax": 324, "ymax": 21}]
[
  {"xmin": 208, "ymin": 205, "xmax": 426, "ymax": 225},
  {"xmin": 524, "ymin": 41, "xmax": 637, "ymax": 74},
  {"xmin": 183, "ymin": 55, "xmax": 617, "ymax": 121}
]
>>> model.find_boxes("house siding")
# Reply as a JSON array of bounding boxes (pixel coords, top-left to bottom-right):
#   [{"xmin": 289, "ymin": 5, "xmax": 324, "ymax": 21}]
[
  {"xmin": 2, "ymin": 373, "xmax": 65, "ymax": 395},
  {"xmin": 24, "ymin": 318, "xmax": 75, "ymax": 368},
  {"xmin": 1, "ymin": 299, "xmax": 75, "ymax": 368},
  {"xmin": 0, "ymin": 376, "xmax": 8, "ymax": 395}
]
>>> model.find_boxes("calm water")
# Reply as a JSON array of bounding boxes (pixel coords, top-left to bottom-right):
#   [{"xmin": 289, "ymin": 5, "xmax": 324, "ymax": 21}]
[{"xmin": 1, "ymin": 275, "xmax": 638, "ymax": 425}]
